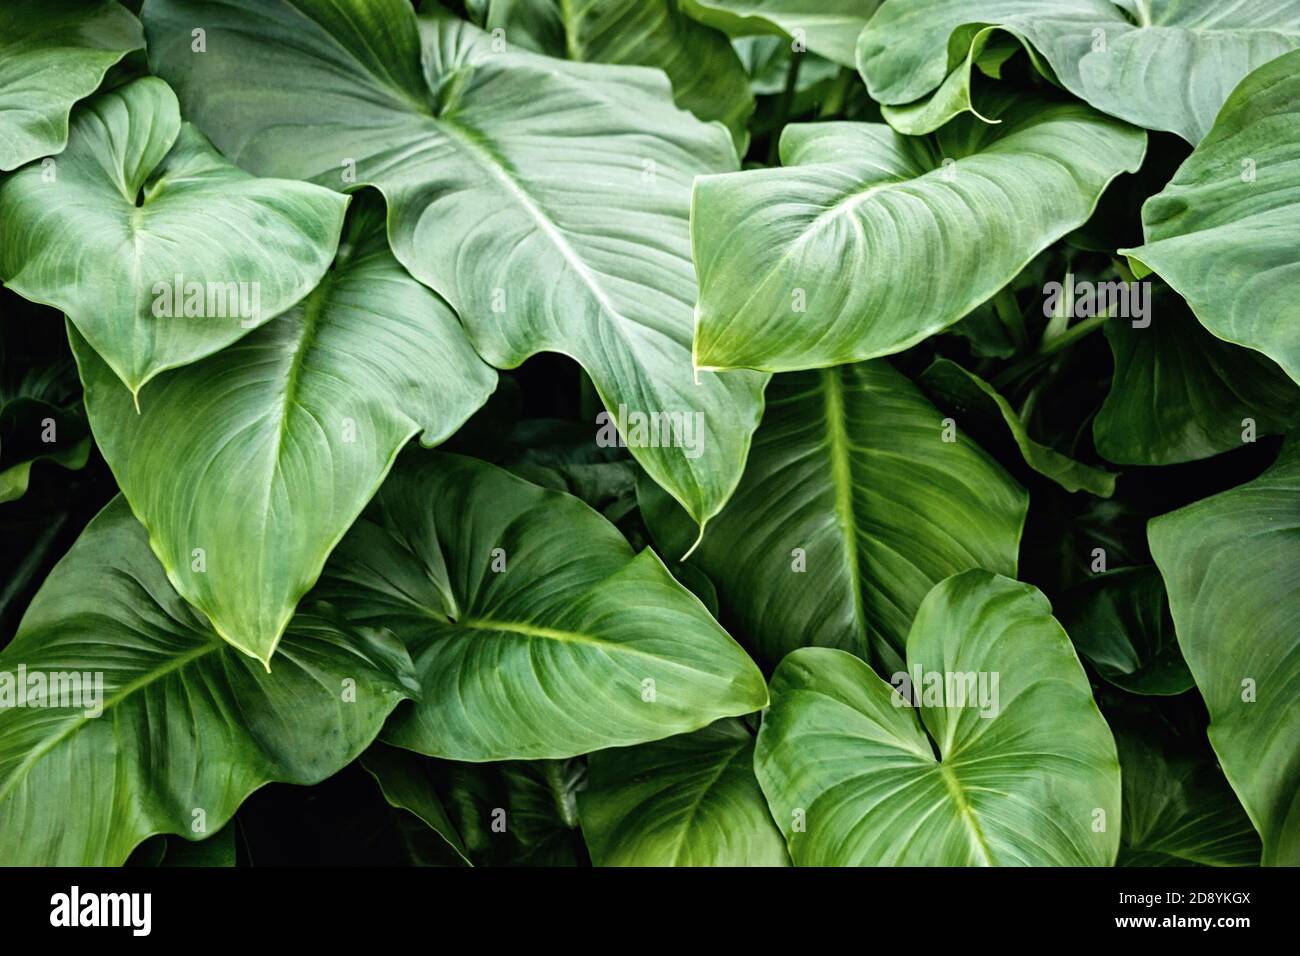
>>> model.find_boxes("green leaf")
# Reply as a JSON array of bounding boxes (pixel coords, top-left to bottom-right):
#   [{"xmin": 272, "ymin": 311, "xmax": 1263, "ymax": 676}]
[
  {"xmin": 1094, "ymin": 304, "xmax": 1300, "ymax": 465},
  {"xmin": 314, "ymin": 451, "xmax": 769, "ymax": 761},
  {"xmin": 143, "ymin": 0, "xmax": 766, "ymax": 532},
  {"xmin": 732, "ymin": 36, "xmax": 841, "ymax": 96},
  {"xmin": 639, "ymin": 362, "xmax": 1026, "ymax": 672},
  {"xmin": 0, "ymin": 498, "xmax": 417, "ymax": 865},
  {"xmin": 1149, "ymin": 439, "xmax": 1300, "ymax": 865},
  {"xmin": 0, "ymin": 0, "xmax": 144, "ymax": 171},
  {"xmin": 579, "ymin": 718, "xmax": 789, "ymax": 866},
  {"xmin": 1114, "ymin": 711, "xmax": 1261, "ymax": 867},
  {"xmin": 562, "ymin": 0, "xmax": 755, "ymax": 150},
  {"xmin": 691, "ymin": 92, "xmax": 1145, "ymax": 373},
  {"xmin": 857, "ymin": 0, "xmax": 1300, "ymax": 143},
  {"xmin": 680, "ymin": 0, "xmax": 878, "ymax": 67},
  {"xmin": 470, "ymin": 0, "xmax": 566, "ymax": 56},
  {"xmin": 920, "ymin": 358, "xmax": 1116, "ymax": 497},
  {"xmin": 0, "ymin": 355, "xmax": 90, "ymax": 504},
  {"xmin": 1057, "ymin": 567, "xmax": 1192, "ymax": 695},
  {"xmin": 361, "ymin": 743, "xmax": 472, "ymax": 866},
  {"xmin": 0, "ymin": 77, "xmax": 348, "ymax": 396},
  {"xmin": 72, "ymin": 194, "xmax": 496, "ymax": 666},
  {"xmin": 754, "ymin": 572, "xmax": 1121, "ymax": 866},
  {"xmin": 1124, "ymin": 49, "xmax": 1300, "ymax": 387}
]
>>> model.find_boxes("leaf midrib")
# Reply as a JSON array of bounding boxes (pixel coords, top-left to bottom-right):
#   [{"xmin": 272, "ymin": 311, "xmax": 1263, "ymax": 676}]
[
  {"xmin": 0, "ymin": 635, "xmax": 220, "ymax": 804},
  {"xmin": 819, "ymin": 368, "xmax": 868, "ymax": 652}
]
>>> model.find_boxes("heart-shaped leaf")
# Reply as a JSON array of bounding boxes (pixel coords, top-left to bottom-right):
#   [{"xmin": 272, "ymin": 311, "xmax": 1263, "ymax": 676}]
[
  {"xmin": 754, "ymin": 571, "xmax": 1121, "ymax": 866},
  {"xmin": 72, "ymin": 193, "xmax": 497, "ymax": 666},
  {"xmin": 640, "ymin": 362, "xmax": 1026, "ymax": 673},
  {"xmin": 1124, "ymin": 50, "xmax": 1300, "ymax": 387},
  {"xmin": 681, "ymin": 0, "xmax": 878, "ymax": 67},
  {"xmin": 314, "ymin": 451, "xmax": 769, "ymax": 761},
  {"xmin": 691, "ymin": 92, "xmax": 1144, "ymax": 372},
  {"xmin": 920, "ymin": 358, "xmax": 1117, "ymax": 497},
  {"xmin": 0, "ymin": 0, "xmax": 144, "ymax": 171},
  {"xmin": 0, "ymin": 497, "xmax": 417, "ymax": 866},
  {"xmin": 1149, "ymin": 439, "xmax": 1300, "ymax": 865},
  {"xmin": 578, "ymin": 718, "xmax": 789, "ymax": 866},
  {"xmin": 143, "ymin": 0, "xmax": 766, "ymax": 532},
  {"xmin": 0, "ymin": 76, "xmax": 349, "ymax": 396},
  {"xmin": 858, "ymin": 0, "xmax": 1300, "ymax": 143}
]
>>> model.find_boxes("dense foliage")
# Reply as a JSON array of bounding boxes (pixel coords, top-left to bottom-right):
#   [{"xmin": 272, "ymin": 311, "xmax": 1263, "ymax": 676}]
[{"xmin": 0, "ymin": 0, "xmax": 1296, "ymax": 868}]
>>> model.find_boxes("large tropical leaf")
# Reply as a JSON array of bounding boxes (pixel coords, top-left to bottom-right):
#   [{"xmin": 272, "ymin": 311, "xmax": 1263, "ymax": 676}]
[
  {"xmin": 0, "ymin": 353, "xmax": 90, "ymax": 504},
  {"xmin": 681, "ymin": 0, "xmax": 878, "ymax": 67},
  {"xmin": 0, "ymin": 498, "xmax": 417, "ymax": 865},
  {"xmin": 691, "ymin": 92, "xmax": 1144, "ymax": 372},
  {"xmin": 857, "ymin": 0, "xmax": 1300, "ymax": 143},
  {"xmin": 314, "ymin": 452, "xmax": 769, "ymax": 761},
  {"xmin": 71, "ymin": 194, "xmax": 496, "ymax": 666},
  {"xmin": 920, "ymin": 358, "xmax": 1116, "ymax": 497},
  {"xmin": 754, "ymin": 572, "xmax": 1121, "ymax": 866},
  {"xmin": 1057, "ymin": 566, "xmax": 1192, "ymax": 695},
  {"xmin": 579, "ymin": 718, "xmax": 789, "ymax": 866},
  {"xmin": 0, "ymin": 0, "xmax": 144, "ymax": 171},
  {"xmin": 1124, "ymin": 50, "xmax": 1300, "ymax": 387},
  {"xmin": 639, "ymin": 362, "xmax": 1026, "ymax": 673},
  {"xmin": 562, "ymin": 0, "xmax": 754, "ymax": 149},
  {"xmin": 0, "ymin": 77, "xmax": 348, "ymax": 397},
  {"xmin": 1149, "ymin": 439, "xmax": 1300, "ymax": 865},
  {"xmin": 1113, "ymin": 711, "xmax": 1261, "ymax": 867},
  {"xmin": 1094, "ymin": 304, "xmax": 1300, "ymax": 465},
  {"xmin": 142, "ymin": 0, "xmax": 766, "ymax": 532}
]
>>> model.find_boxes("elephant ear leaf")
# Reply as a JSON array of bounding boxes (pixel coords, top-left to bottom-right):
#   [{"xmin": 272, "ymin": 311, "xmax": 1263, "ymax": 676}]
[
  {"xmin": 0, "ymin": 76, "xmax": 349, "ymax": 396},
  {"xmin": 858, "ymin": 0, "xmax": 1300, "ymax": 143},
  {"xmin": 0, "ymin": 0, "xmax": 144, "ymax": 171},
  {"xmin": 578, "ymin": 718, "xmax": 789, "ymax": 866},
  {"xmin": 639, "ymin": 362, "xmax": 1025, "ymax": 674},
  {"xmin": 72, "ymin": 192, "xmax": 497, "ymax": 666},
  {"xmin": 1124, "ymin": 50, "xmax": 1300, "ymax": 388},
  {"xmin": 691, "ymin": 92, "xmax": 1144, "ymax": 372},
  {"xmin": 0, "ymin": 498, "xmax": 417, "ymax": 866},
  {"xmin": 142, "ymin": 0, "xmax": 766, "ymax": 533},
  {"xmin": 1149, "ymin": 438, "xmax": 1300, "ymax": 866},
  {"xmin": 754, "ymin": 571, "xmax": 1120, "ymax": 866},
  {"xmin": 314, "ymin": 452, "xmax": 769, "ymax": 762}
]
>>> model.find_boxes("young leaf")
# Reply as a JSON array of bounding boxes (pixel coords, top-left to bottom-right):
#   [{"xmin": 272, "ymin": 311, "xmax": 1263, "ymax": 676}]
[
  {"xmin": 691, "ymin": 92, "xmax": 1144, "ymax": 372},
  {"xmin": 1149, "ymin": 439, "xmax": 1300, "ymax": 866},
  {"xmin": 72, "ymin": 195, "xmax": 497, "ymax": 666},
  {"xmin": 1124, "ymin": 49, "xmax": 1300, "ymax": 387},
  {"xmin": 0, "ymin": 498, "xmax": 417, "ymax": 866},
  {"xmin": 0, "ymin": 77, "xmax": 349, "ymax": 396},
  {"xmin": 562, "ymin": 0, "xmax": 755, "ymax": 151},
  {"xmin": 680, "ymin": 0, "xmax": 878, "ymax": 67},
  {"xmin": 1057, "ymin": 567, "xmax": 1192, "ymax": 696},
  {"xmin": 0, "ymin": 0, "xmax": 144, "ymax": 171},
  {"xmin": 858, "ymin": 0, "xmax": 1300, "ymax": 143},
  {"xmin": 314, "ymin": 452, "xmax": 769, "ymax": 761},
  {"xmin": 1113, "ymin": 712, "xmax": 1261, "ymax": 867},
  {"xmin": 754, "ymin": 572, "xmax": 1121, "ymax": 866},
  {"xmin": 143, "ymin": 0, "xmax": 766, "ymax": 533},
  {"xmin": 639, "ymin": 362, "xmax": 1026, "ymax": 672},
  {"xmin": 1094, "ymin": 306, "xmax": 1300, "ymax": 465},
  {"xmin": 920, "ymin": 358, "xmax": 1117, "ymax": 497},
  {"xmin": 579, "ymin": 719, "xmax": 789, "ymax": 866}
]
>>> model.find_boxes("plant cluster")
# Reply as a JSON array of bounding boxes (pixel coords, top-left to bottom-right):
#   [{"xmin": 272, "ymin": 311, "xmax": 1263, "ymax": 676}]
[{"xmin": 0, "ymin": 0, "xmax": 1297, "ymax": 868}]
